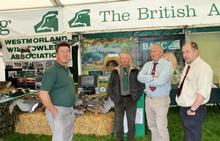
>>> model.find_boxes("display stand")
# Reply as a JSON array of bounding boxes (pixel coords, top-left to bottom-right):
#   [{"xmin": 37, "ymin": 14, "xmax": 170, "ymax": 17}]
[
  {"xmin": 119, "ymin": 93, "xmax": 146, "ymax": 137},
  {"xmin": 134, "ymin": 94, "xmax": 145, "ymax": 136}
]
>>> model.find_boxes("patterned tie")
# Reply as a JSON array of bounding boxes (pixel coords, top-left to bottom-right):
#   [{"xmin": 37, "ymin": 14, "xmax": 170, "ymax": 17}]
[
  {"xmin": 149, "ymin": 62, "xmax": 158, "ymax": 92},
  {"xmin": 177, "ymin": 65, "xmax": 190, "ymax": 97},
  {"xmin": 123, "ymin": 68, "xmax": 129, "ymax": 91}
]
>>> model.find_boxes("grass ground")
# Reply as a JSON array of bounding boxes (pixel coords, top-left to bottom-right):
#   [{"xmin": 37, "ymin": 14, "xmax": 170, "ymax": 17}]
[{"xmin": 3, "ymin": 106, "xmax": 220, "ymax": 141}]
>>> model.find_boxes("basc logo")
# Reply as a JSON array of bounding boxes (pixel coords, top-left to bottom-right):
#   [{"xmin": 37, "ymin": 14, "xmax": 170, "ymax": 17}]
[
  {"xmin": 68, "ymin": 9, "xmax": 91, "ymax": 28},
  {"xmin": 34, "ymin": 11, "xmax": 58, "ymax": 33},
  {"xmin": 0, "ymin": 20, "xmax": 11, "ymax": 35}
]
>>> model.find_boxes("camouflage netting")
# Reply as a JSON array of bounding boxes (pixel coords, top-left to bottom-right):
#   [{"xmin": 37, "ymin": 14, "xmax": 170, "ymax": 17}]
[
  {"xmin": 0, "ymin": 103, "xmax": 19, "ymax": 136},
  {"xmin": 16, "ymin": 111, "xmax": 115, "ymax": 136}
]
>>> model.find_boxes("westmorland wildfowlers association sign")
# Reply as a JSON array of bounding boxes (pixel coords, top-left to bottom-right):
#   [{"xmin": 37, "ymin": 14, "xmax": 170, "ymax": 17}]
[{"xmin": 2, "ymin": 35, "xmax": 72, "ymax": 62}]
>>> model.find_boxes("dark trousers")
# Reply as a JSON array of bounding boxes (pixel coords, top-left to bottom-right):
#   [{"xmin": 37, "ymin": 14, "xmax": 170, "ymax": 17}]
[
  {"xmin": 114, "ymin": 96, "xmax": 137, "ymax": 141},
  {"xmin": 179, "ymin": 105, "xmax": 206, "ymax": 141}
]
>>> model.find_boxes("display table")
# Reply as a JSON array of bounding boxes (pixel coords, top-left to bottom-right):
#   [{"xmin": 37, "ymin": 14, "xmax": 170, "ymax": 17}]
[{"xmin": 15, "ymin": 111, "xmax": 114, "ymax": 136}]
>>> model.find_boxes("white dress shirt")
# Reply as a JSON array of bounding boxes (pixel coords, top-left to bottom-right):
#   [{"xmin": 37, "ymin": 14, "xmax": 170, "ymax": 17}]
[{"xmin": 176, "ymin": 57, "xmax": 213, "ymax": 107}]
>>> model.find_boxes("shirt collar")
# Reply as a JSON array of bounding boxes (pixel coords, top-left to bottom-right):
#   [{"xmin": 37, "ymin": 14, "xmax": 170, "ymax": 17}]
[
  {"xmin": 55, "ymin": 61, "xmax": 67, "ymax": 69},
  {"xmin": 153, "ymin": 57, "xmax": 164, "ymax": 64},
  {"xmin": 187, "ymin": 56, "xmax": 200, "ymax": 68},
  {"xmin": 120, "ymin": 65, "xmax": 130, "ymax": 69}
]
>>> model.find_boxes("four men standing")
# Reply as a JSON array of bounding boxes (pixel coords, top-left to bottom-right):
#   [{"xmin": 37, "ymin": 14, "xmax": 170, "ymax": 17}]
[{"xmin": 39, "ymin": 41, "xmax": 213, "ymax": 141}]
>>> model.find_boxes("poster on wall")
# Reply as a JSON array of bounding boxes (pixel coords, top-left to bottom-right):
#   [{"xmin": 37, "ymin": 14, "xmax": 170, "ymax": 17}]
[
  {"xmin": 1, "ymin": 34, "xmax": 72, "ymax": 63},
  {"xmin": 81, "ymin": 38, "xmax": 140, "ymax": 76},
  {"xmin": 139, "ymin": 36, "xmax": 184, "ymax": 85},
  {"xmin": 2, "ymin": 33, "xmax": 74, "ymax": 89}
]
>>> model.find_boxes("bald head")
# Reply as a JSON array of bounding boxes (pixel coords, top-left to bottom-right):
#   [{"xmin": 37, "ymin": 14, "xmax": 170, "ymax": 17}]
[{"xmin": 150, "ymin": 44, "xmax": 164, "ymax": 62}]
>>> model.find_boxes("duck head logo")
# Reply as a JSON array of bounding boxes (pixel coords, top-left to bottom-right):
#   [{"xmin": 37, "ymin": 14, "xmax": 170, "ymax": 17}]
[
  {"xmin": 68, "ymin": 9, "xmax": 90, "ymax": 28},
  {"xmin": 34, "ymin": 11, "xmax": 58, "ymax": 33}
]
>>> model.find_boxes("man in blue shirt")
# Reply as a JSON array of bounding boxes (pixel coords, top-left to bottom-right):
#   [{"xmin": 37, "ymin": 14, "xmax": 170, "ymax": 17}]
[{"xmin": 138, "ymin": 44, "xmax": 173, "ymax": 141}]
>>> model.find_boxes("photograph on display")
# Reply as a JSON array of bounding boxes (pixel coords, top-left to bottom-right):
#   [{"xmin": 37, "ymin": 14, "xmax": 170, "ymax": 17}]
[
  {"xmin": 22, "ymin": 62, "xmax": 29, "ymax": 70},
  {"xmin": 5, "ymin": 69, "xmax": 22, "ymax": 79},
  {"xmin": 28, "ymin": 62, "xmax": 34, "ymax": 70},
  {"xmin": 5, "ymin": 60, "xmax": 55, "ymax": 89},
  {"xmin": 17, "ymin": 71, "xmax": 35, "ymax": 89},
  {"xmin": 81, "ymin": 38, "xmax": 140, "ymax": 76},
  {"xmin": 5, "ymin": 68, "xmax": 22, "ymax": 87},
  {"xmin": 35, "ymin": 68, "xmax": 44, "ymax": 75},
  {"xmin": 8, "ymin": 71, "xmax": 18, "ymax": 79},
  {"xmin": 13, "ymin": 62, "xmax": 22, "ymax": 68},
  {"xmin": 35, "ymin": 62, "xmax": 45, "ymax": 69},
  {"xmin": 35, "ymin": 75, "xmax": 42, "ymax": 89},
  {"xmin": 5, "ymin": 62, "xmax": 14, "ymax": 69},
  {"xmin": 88, "ymin": 70, "xmax": 104, "ymax": 77}
]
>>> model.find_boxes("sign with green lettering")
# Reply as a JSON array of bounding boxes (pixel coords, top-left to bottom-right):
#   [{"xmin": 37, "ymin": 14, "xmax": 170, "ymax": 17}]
[
  {"xmin": 63, "ymin": 1, "xmax": 220, "ymax": 33},
  {"xmin": 1, "ymin": 1, "xmax": 220, "ymax": 37},
  {"xmin": 1, "ymin": 34, "xmax": 72, "ymax": 62}
]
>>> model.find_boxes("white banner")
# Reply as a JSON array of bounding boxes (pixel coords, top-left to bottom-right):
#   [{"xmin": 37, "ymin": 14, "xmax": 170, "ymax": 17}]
[
  {"xmin": 1, "ymin": 34, "xmax": 72, "ymax": 62},
  {"xmin": 63, "ymin": 0, "xmax": 220, "ymax": 32},
  {"xmin": 1, "ymin": 0, "xmax": 220, "ymax": 37},
  {"xmin": 0, "ymin": 8, "xmax": 63, "ymax": 37}
]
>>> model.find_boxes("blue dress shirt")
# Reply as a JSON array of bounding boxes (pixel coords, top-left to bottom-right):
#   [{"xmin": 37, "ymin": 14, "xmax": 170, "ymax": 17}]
[{"xmin": 138, "ymin": 57, "xmax": 173, "ymax": 97}]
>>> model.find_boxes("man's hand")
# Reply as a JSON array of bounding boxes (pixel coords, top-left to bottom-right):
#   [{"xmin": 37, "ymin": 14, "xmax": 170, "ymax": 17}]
[
  {"xmin": 39, "ymin": 90, "xmax": 58, "ymax": 118},
  {"xmin": 51, "ymin": 107, "xmax": 58, "ymax": 118},
  {"xmin": 187, "ymin": 109, "xmax": 196, "ymax": 116}
]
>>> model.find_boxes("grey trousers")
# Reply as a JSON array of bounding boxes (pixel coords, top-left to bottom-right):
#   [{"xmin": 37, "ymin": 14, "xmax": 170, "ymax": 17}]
[
  {"xmin": 145, "ymin": 96, "xmax": 170, "ymax": 141},
  {"xmin": 45, "ymin": 106, "xmax": 74, "ymax": 141}
]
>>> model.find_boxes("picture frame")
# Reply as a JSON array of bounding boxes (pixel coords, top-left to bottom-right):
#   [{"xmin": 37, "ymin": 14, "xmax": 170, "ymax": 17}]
[{"xmin": 5, "ymin": 68, "xmax": 22, "ymax": 87}]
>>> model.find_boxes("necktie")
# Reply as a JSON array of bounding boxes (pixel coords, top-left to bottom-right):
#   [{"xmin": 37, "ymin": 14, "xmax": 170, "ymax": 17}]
[
  {"xmin": 149, "ymin": 62, "xmax": 158, "ymax": 92},
  {"xmin": 177, "ymin": 65, "xmax": 190, "ymax": 97},
  {"xmin": 123, "ymin": 68, "xmax": 129, "ymax": 91}
]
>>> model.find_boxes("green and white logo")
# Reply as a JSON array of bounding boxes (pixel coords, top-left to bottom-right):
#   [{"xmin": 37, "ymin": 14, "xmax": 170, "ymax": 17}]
[
  {"xmin": 68, "ymin": 9, "xmax": 91, "ymax": 27},
  {"xmin": 34, "ymin": 11, "xmax": 58, "ymax": 33},
  {"xmin": 0, "ymin": 20, "xmax": 11, "ymax": 35}
]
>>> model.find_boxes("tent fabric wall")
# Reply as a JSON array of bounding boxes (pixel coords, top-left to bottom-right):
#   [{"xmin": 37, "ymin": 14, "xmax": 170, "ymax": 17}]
[
  {"xmin": 82, "ymin": 29, "xmax": 183, "ymax": 39},
  {"xmin": 82, "ymin": 26, "xmax": 220, "ymax": 40},
  {"xmin": 0, "ymin": 51, "xmax": 5, "ymax": 81},
  {"xmin": 188, "ymin": 26, "xmax": 220, "ymax": 33},
  {"xmin": 187, "ymin": 32, "xmax": 220, "ymax": 84}
]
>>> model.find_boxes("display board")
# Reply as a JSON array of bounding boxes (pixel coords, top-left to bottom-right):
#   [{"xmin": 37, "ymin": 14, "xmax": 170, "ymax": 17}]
[
  {"xmin": 139, "ymin": 35, "xmax": 185, "ymax": 85},
  {"xmin": 81, "ymin": 38, "xmax": 140, "ymax": 76},
  {"xmin": 1, "ymin": 34, "xmax": 77, "ymax": 89}
]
